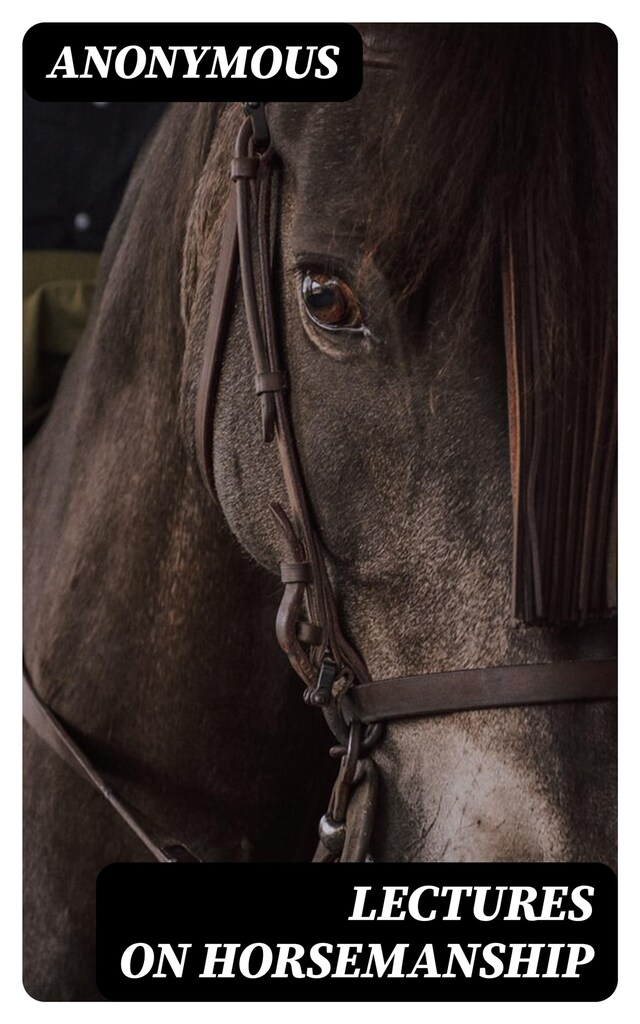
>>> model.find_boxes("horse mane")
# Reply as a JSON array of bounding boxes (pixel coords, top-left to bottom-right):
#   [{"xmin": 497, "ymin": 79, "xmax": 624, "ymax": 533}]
[
  {"xmin": 359, "ymin": 25, "xmax": 616, "ymax": 624},
  {"xmin": 179, "ymin": 28, "xmax": 616, "ymax": 624}
]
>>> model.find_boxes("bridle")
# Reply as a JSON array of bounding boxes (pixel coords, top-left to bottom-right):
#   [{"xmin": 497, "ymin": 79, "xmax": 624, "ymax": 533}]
[
  {"xmin": 23, "ymin": 101, "xmax": 617, "ymax": 866},
  {"xmin": 193, "ymin": 102, "xmax": 617, "ymax": 862}
]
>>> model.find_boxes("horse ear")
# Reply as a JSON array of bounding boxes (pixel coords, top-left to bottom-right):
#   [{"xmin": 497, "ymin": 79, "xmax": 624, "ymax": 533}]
[{"xmin": 502, "ymin": 210, "xmax": 616, "ymax": 626}]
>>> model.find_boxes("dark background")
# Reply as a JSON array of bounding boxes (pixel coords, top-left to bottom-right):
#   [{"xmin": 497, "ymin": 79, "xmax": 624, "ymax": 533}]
[{"xmin": 24, "ymin": 97, "xmax": 167, "ymax": 251}]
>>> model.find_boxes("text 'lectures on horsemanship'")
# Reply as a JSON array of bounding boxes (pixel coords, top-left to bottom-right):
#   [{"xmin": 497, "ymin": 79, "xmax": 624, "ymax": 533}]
[
  {"xmin": 45, "ymin": 45, "xmax": 341, "ymax": 81},
  {"xmin": 119, "ymin": 885, "xmax": 600, "ymax": 982}
]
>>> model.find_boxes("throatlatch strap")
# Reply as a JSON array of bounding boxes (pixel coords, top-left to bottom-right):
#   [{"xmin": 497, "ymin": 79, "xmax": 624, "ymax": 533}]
[{"xmin": 345, "ymin": 659, "xmax": 617, "ymax": 724}]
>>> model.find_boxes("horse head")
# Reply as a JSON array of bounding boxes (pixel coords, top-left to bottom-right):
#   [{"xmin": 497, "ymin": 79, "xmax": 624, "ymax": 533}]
[{"xmin": 181, "ymin": 25, "xmax": 617, "ymax": 863}]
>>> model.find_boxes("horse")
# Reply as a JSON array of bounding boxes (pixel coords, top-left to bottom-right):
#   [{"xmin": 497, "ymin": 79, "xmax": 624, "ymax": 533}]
[{"xmin": 23, "ymin": 24, "xmax": 616, "ymax": 1000}]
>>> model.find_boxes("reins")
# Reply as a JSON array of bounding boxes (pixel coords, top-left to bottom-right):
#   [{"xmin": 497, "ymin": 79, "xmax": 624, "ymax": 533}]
[{"xmin": 22, "ymin": 662, "xmax": 202, "ymax": 863}]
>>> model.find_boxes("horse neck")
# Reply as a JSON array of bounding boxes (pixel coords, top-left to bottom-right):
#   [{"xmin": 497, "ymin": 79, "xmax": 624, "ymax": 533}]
[{"xmin": 23, "ymin": 104, "xmax": 334, "ymax": 861}]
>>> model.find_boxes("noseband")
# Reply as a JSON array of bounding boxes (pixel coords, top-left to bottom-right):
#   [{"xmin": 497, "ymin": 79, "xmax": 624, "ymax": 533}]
[
  {"xmin": 193, "ymin": 103, "xmax": 617, "ymax": 862},
  {"xmin": 23, "ymin": 101, "xmax": 617, "ymax": 866}
]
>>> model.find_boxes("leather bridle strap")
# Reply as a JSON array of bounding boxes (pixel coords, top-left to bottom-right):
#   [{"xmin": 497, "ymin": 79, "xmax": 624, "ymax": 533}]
[
  {"xmin": 344, "ymin": 658, "xmax": 617, "ymax": 724},
  {"xmin": 23, "ymin": 664, "xmax": 201, "ymax": 863},
  {"xmin": 195, "ymin": 107, "xmax": 371, "ymax": 740},
  {"xmin": 195, "ymin": 191, "xmax": 240, "ymax": 504}
]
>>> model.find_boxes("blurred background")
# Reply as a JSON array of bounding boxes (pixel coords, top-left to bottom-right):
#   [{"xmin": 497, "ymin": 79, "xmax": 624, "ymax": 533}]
[{"xmin": 23, "ymin": 98, "xmax": 167, "ymax": 439}]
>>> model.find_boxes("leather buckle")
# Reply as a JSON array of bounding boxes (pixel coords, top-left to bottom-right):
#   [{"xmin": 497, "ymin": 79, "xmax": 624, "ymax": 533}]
[
  {"xmin": 309, "ymin": 657, "xmax": 337, "ymax": 708},
  {"xmin": 243, "ymin": 101, "xmax": 270, "ymax": 152}
]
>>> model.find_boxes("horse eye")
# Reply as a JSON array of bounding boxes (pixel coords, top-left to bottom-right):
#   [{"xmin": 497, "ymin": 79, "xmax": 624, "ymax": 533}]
[{"xmin": 301, "ymin": 272, "xmax": 363, "ymax": 331}]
